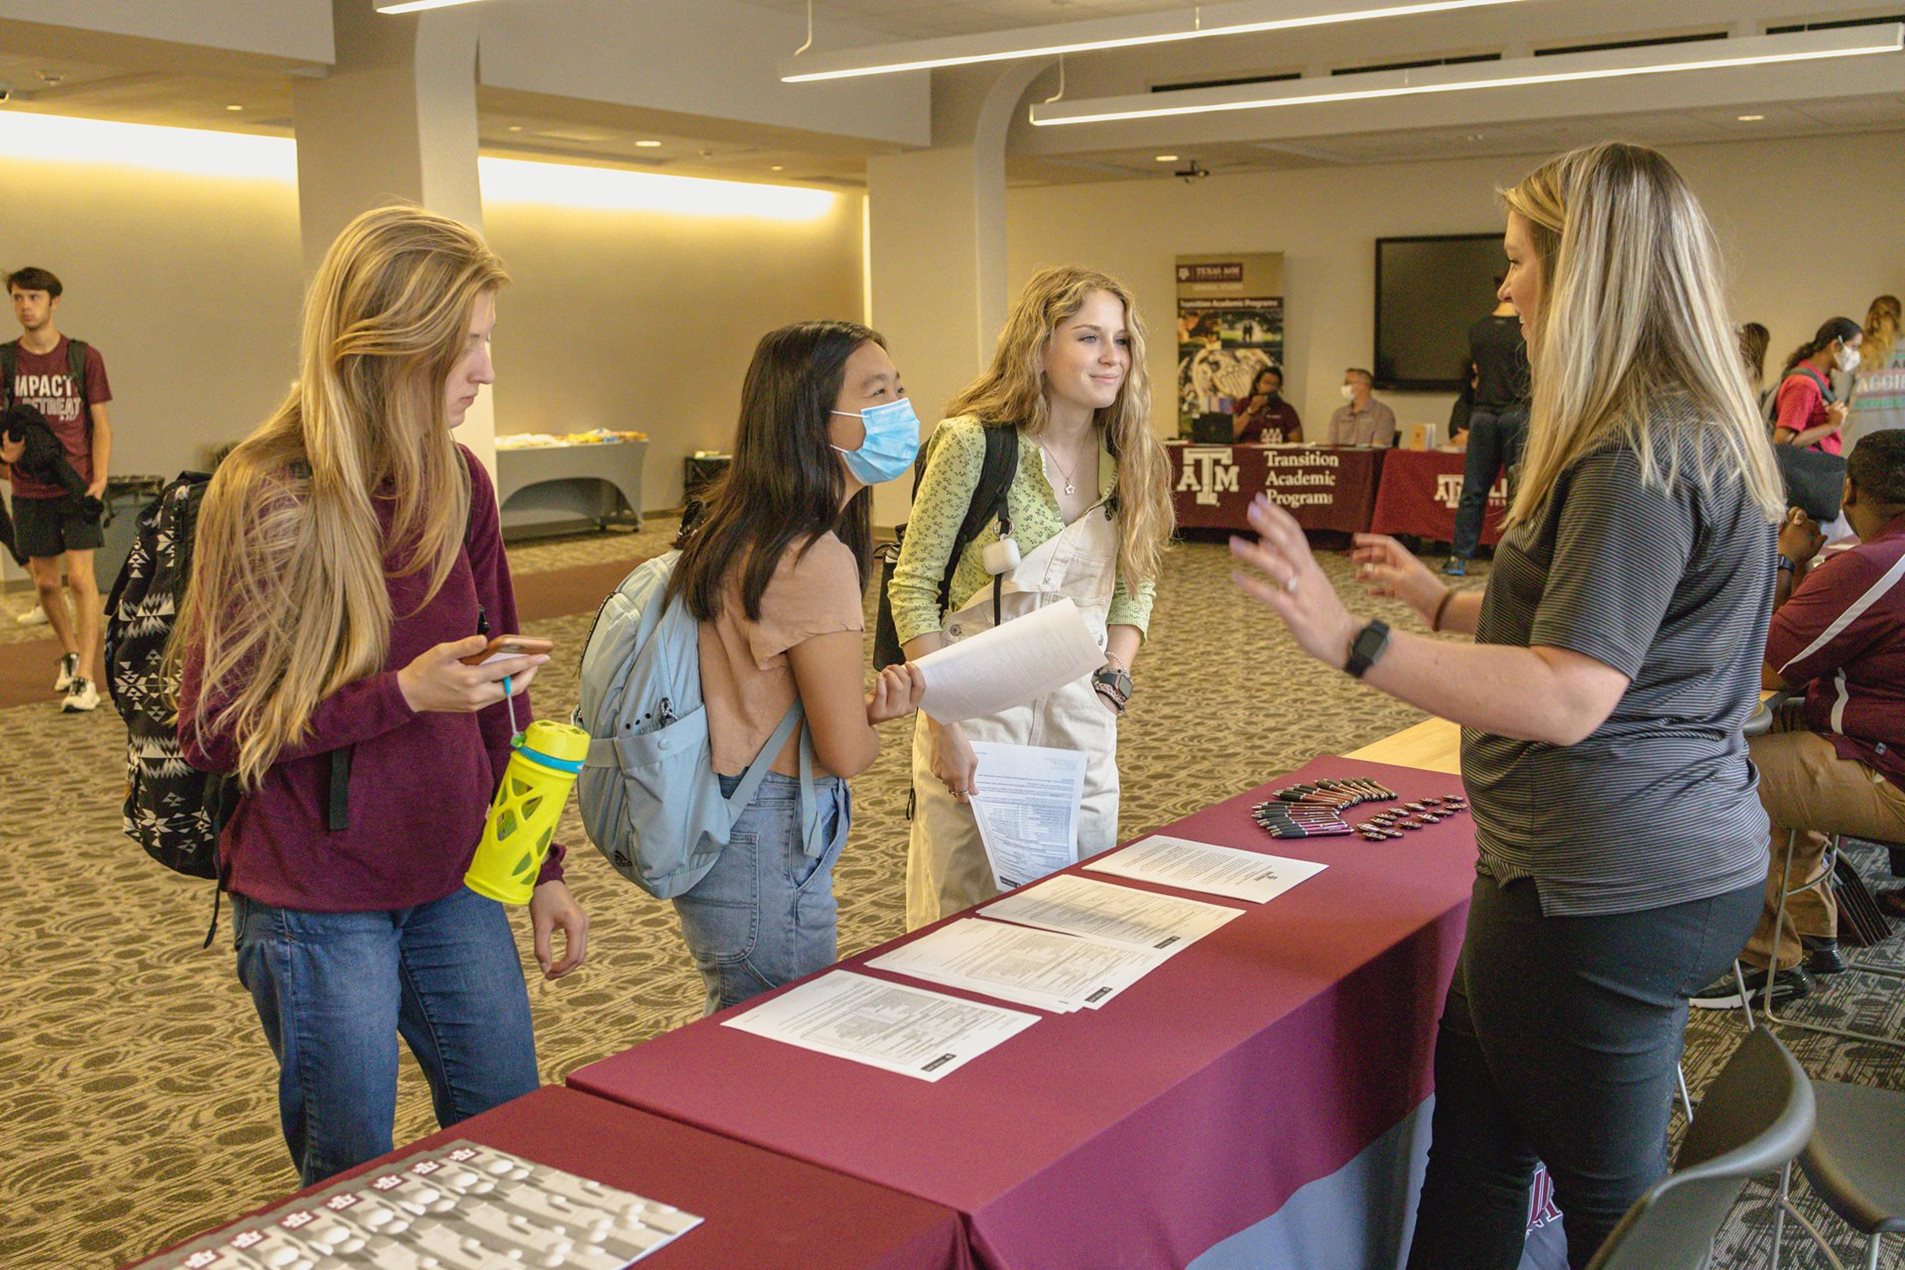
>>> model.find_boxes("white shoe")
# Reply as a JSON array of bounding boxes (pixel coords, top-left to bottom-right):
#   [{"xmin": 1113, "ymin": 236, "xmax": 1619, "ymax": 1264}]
[
  {"xmin": 62, "ymin": 676, "xmax": 99, "ymax": 712},
  {"xmin": 17, "ymin": 604, "xmax": 47, "ymax": 626},
  {"xmin": 55, "ymin": 652, "xmax": 79, "ymax": 691}
]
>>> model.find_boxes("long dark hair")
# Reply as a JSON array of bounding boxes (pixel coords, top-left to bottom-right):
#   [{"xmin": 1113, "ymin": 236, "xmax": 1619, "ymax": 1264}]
[
  {"xmin": 669, "ymin": 320, "xmax": 877, "ymax": 622},
  {"xmin": 1780, "ymin": 316, "xmax": 1860, "ymax": 376}
]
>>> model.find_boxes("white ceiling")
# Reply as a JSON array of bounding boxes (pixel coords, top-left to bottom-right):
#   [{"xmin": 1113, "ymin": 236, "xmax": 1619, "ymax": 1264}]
[{"xmin": 2, "ymin": 2, "xmax": 1902, "ymax": 188}]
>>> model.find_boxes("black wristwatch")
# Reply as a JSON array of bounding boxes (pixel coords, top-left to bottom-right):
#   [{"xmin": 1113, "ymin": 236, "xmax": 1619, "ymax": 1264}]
[
  {"xmin": 1344, "ymin": 619, "xmax": 1390, "ymax": 679},
  {"xmin": 1776, "ymin": 554, "xmax": 1796, "ymax": 574},
  {"xmin": 1092, "ymin": 666, "xmax": 1133, "ymax": 713}
]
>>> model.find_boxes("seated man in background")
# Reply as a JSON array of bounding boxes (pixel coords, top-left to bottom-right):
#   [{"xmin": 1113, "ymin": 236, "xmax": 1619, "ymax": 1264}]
[
  {"xmin": 1324, "ymin": 367, "xmax": 1396, "ymax": 446},
  {"xmin": 1693, "ymin": 431, "xmax": 1905, "ymax": 1008}
]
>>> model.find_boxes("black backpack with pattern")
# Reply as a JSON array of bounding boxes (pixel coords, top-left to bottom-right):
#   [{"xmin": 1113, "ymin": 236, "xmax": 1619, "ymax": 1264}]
[{"xmin": 104, "ymin": 472, "xmax": 233, "ymax": 881}]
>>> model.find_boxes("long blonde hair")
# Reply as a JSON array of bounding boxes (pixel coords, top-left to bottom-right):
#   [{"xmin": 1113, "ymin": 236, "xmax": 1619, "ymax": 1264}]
[
  {"xmin": 172, "ymin": 206, "xmax": 506, "ymax": 787},
  {"xmin": 1862, "ymin": 294, "xmax": 1901, "ymax": 373},
  {"xmin": 946, "ymin": 265, "xmax": 1174, "ymax": 587},
  {"xmin": 1501, "ymin": 143, "xmax": 1783, "ymax": 530}
]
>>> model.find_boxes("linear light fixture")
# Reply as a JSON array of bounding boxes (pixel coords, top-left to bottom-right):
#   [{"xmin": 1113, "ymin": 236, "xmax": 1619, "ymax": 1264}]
[
  {"xmin": 375, "ymin": 0, "xmax": 489, "ymax": 14},
  {"xmin": 1030, "ymin": 24, "xmax": 1902, "ymax": 125},
  {"xmin": 780, "ymin": 0, "xmax": 1528, "ymax": 83}
]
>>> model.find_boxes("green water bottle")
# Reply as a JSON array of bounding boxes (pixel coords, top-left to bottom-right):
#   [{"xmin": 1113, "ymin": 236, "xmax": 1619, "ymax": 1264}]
[{"xmin": 465, "ymin": 719, "xmax": 590, "ymax": 905}]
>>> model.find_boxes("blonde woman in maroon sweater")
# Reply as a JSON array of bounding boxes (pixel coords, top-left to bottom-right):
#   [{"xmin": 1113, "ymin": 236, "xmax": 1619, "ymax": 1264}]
[{"xmin": 175, "ymin": 207, "xmax": 586, "ymax": 1186}]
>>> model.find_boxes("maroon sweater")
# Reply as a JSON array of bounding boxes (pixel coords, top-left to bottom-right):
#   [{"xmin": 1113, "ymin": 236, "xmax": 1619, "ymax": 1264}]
[{"xmin": 178, "ymin": 448, "xmax": 564, "ymax": 911}]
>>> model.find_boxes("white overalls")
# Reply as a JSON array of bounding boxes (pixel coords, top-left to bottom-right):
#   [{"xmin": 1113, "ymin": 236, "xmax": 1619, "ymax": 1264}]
[{"xmin": 904, "ymin": 493, "xmax": 1122, "ymax": 930}]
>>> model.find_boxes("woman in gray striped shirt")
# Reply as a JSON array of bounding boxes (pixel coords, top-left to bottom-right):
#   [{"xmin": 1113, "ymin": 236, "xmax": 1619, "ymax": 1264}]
[{"xmin": 1232, "ymin": 142, "xmax": 1784, "ymax": 1269}]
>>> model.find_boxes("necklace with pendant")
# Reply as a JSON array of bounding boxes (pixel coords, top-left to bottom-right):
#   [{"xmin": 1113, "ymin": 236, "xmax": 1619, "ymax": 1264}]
[{"xmin": 1042, "ymin": 442, "xmax": 1083, "ymax": 496}]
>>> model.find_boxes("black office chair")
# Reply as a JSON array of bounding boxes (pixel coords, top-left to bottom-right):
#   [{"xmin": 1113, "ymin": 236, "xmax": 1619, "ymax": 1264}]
[{"xmin": 1586, "ymin": 1028, "xmax": 1814, "ymax": 1270}]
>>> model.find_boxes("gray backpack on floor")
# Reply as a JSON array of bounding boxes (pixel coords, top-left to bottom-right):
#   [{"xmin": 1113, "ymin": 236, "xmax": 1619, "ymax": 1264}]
[{"xmin": 573, "ymin": 550, "xmax": 819, "ymax": 899}]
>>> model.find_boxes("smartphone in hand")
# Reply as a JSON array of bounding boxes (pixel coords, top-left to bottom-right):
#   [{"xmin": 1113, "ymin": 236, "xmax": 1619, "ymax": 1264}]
[{"xmin": 460, "ymin": 635, "xmax": 555, "ymax": 666}]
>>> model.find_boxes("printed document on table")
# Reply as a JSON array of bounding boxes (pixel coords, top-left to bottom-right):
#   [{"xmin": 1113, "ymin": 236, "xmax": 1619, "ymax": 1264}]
[
  {"xmin": 968, "ymin": 742, "xmax": 1088, "ymax": 891},
  {"xmin": 869, "ymin": 918, "xmax": 1170, "ymax": 1013},
  {"xmin": 1084, "ymin": 835, "xmax": 1328, "ymax": 904},
  {"xmin": 722, "ymin": 971, "xmax": 1037, "ymax": 1082},
  {"xmin": 981, "ymin": 873, "xmax": 1245, "ymax": 954},
  {"xmin": 915, "ymin": 598, "xmax": 1104, "ymax": 723}
]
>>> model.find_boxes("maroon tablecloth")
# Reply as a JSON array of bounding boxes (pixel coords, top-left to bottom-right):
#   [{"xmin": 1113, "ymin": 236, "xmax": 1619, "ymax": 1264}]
[
  {"xmin": 1369, "ymin": 448, "xmax": 1505, "ymax": 545},
  {"xmin": 124, "ymin": 1086, "xmax": 973, "ymax": 1270},
  {"xmin": 1169, "ymin": 442, "xmax": 1384, "ymax": 533},
  {"xmin": 570, "ymin": 757, "xmax": 1480, "ymax": 1269}
]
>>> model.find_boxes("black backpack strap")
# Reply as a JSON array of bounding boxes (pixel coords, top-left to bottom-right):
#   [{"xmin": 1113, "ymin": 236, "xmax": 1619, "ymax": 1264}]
[
  {"xmin": 66, "ymin": 339, "xmax": 89, "ymax": 408},
  {"xmin": 939, "ymin": 424, "xmax": 1020, "ymax": 620},
  {"xmin": 328, "ymin": 746, "xmax": 353, "ymax": 832}
]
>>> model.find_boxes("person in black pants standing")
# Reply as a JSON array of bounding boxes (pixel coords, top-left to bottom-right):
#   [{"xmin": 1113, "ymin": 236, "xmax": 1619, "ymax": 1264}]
[
  {"xmin": 1229, "ymin": 142, "xmax": 1783, "ymax": 1268},
  {"xmin": 1444, "ymin": 286, "xmax": 1530, "ymax": 576}
]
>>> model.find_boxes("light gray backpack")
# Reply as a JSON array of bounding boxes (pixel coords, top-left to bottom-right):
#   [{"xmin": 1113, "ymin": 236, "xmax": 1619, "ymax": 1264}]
[{"xmin": 573, "ymin": 550, "xmax": 819, "ymax": 899}]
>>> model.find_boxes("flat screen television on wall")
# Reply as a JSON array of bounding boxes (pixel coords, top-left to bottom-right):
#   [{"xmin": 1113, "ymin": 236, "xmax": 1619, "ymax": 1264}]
[{"xmin": 1373, "ymin": 233, "xmax": 1506, "ymax": 392}]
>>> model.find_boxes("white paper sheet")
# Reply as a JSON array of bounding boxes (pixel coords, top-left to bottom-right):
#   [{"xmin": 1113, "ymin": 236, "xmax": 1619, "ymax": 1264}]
[
  {"xmin": 720, "ymin": 970, "xmax": 1037, "ymax": 1081},
  {"xmin": 1084, "ymin": 835, "xmax": 1328, "ymax": 904},
  {"xmin": 980, "ymin": 873, "xmax": 1246, "ymax": 954},
  {"xmin": 967, "ymin": 742, "xmax": 1088, "ymax": 891},
  {"xmin": 869, "ymin": 918, "xmax": 1170, "ymax": 1013},
  {"xmin": 914, "ymin": 598, "xmax": 1105, "ymax": 723}
]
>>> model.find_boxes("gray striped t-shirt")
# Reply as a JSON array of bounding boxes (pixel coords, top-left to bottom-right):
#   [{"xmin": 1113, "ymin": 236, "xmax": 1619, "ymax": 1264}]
[{"xmin": 1462, "ymin": 414, "xmax": 1776, "ymax": 916}]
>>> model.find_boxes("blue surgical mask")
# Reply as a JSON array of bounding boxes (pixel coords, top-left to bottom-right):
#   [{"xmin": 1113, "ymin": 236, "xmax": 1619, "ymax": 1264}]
[{"xmin": 831, "ymin": 397, "xmax": 921, "ymax": 485}]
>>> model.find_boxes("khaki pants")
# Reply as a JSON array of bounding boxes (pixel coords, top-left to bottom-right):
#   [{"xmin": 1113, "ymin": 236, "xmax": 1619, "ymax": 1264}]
[{"xmin": 1742, "ymin": 723, "xmax": 1905, "ymax": 970}]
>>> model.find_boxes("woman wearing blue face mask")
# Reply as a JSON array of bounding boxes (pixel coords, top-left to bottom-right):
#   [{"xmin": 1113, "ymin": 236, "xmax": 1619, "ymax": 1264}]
[{"xmin": 665, "ymin": 321, "xmax": 926, "ymax": 1013}]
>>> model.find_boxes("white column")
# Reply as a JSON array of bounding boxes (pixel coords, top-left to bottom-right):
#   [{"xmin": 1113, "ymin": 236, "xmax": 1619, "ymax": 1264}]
[
  {"xmin": 866, "ymin": 60, "xmax": 1050, "ymax": 529},
  {"xmin": 291, "ymin": 0, "xmax": 495, "ymax": 471}
]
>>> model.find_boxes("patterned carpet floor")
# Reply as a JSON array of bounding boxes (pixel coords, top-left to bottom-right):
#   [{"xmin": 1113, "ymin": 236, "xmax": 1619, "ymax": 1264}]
[{"xmin": 3, "ymin": 523, "xmax": 1901, "ymax": 1269}]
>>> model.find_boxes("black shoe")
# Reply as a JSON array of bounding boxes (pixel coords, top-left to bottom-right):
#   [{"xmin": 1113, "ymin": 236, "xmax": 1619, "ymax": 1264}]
[
  {"xmin": 1803, "ymin": 938, "xmax": 1847, "ymax": 976},
  {"xmin": 1690, "ymin": 965, "xmax": 1814, "ymax": 1010}
]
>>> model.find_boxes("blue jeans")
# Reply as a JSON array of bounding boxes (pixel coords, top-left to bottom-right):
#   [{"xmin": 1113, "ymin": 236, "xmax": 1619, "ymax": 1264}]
[
  {"xmin": 232, "ymin": 886, "xmax": 540, "ymax": 1186},
  {"xmin": 1451, "ymin": 405, "xmax": 1528, "ymax": 559},
  {"xmin": 672, "ymin": 771, "xmax": 851, "ymax": 1016}
]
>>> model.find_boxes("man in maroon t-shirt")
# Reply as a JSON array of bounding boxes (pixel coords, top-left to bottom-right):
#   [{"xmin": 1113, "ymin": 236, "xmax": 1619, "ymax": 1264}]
[
  {"xmin": 0, "ymin": 266, "xmax": 113, "ymax": 712},
  {"xmin": 1693, "ymin": 431, "xmax": 1905, "ymax": 1008}
]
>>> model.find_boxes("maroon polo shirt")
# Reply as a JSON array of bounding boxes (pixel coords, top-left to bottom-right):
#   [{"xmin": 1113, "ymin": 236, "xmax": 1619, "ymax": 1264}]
[{"xmin": 1767, "ymin": 513, "xmax": 1905, "ymax": 787}]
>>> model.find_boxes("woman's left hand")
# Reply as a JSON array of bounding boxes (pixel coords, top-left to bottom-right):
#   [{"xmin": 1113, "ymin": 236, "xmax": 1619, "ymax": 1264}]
[
  {"xmin": 529, "ymin": 879, "xmax": 589, "ymax": 980},
  {"xmin": 1230, "ymin": 494, "xmax": 1360, "ymax": 669}
]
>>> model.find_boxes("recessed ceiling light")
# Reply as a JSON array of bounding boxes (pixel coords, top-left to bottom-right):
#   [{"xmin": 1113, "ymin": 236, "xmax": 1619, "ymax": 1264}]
[
  {"xmin": 635, "ymin": 139, "xmax": 662, "ymax": 148},
  {"xmin": 507, "ymin": 125, "xmax": 523, "ymax": 132},
  {"xmin": 226, "ymin": 104, "xmax": 244, "ymax": 112},
  {"xmin": 771, "ymin": 164, "xmax": 785, "ymax": 171},
  {"xmin": 1155, "ymin": 153, "xmax": 1179, "ymax": 161},
  {"xmin": 1737, "ymin": 113, "xmax": 1765, "ymax": 121}
]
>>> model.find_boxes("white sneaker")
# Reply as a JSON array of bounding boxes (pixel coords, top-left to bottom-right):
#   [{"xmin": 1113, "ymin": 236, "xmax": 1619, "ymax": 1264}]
[
  {"xmin": 17, "ymin": 604, "xmax": 47, "ymax": 626},
  {"xmin": 62, "ymin": 676, "xmax": 99, "ymax": 713},
  {"xmin": 55, "ymin": 652, "xmax": 79, "ymax": 691}
]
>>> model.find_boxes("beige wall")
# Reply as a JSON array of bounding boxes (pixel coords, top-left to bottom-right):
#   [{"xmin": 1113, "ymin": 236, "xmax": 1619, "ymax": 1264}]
[
  {"xmin": 0, "ymin": 155, "xmax": 309, "ymax": 479},
  {"xmin": 483, "ymin": 191, "xmax": 866, "ymax": 513},
  {"xmin": 0, "ymin": 142, "xmax": 865, "ymax": 542},
  {"xmin": 1003, "ymin": 131, "xmax": 1905, "ymax": 444}
]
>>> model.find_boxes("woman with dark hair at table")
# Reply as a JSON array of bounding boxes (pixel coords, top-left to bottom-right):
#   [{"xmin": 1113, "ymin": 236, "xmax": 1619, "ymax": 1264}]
[
  {"xmin": 1232, "ymin": 364, "xmax": 1303, "ymax": 444},
  {"xmin": 1230, "ymin": 142, "xmax": 1782, "ymax": 1268}
]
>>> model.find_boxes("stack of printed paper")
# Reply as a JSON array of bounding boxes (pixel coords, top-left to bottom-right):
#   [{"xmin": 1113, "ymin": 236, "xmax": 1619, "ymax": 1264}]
[{"xmin": 869, "ymin": 918, "xmax": 1172, "ymax": 1013}]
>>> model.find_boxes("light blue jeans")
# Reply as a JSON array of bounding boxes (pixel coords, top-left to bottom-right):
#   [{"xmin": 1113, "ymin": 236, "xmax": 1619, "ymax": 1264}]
[
  {"xmin": 232, "ymin": 885, "xmax": 540, "ymax": 1186},
  {"xmin": 672, "ymin": 770, "xmax": 851, "ymax": 1015}
]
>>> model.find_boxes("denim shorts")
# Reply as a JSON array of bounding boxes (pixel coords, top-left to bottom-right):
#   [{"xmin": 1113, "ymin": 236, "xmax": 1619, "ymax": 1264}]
[{"xmin": 671, "ymin": 770, "xmax": 851, "ymax": 1015}]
